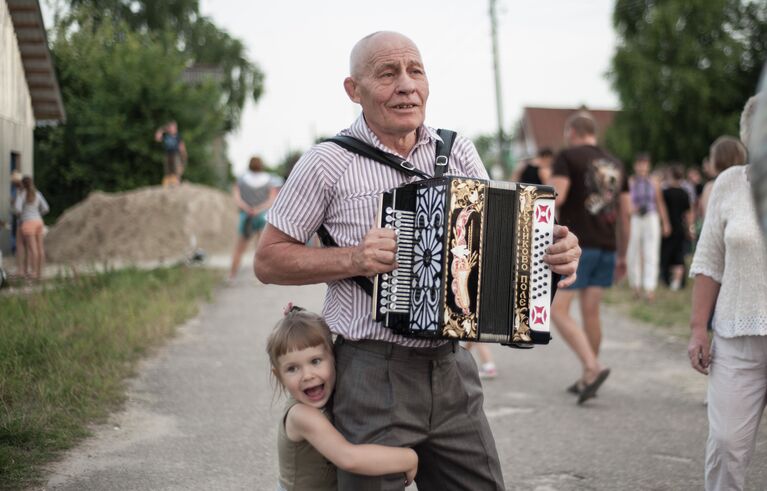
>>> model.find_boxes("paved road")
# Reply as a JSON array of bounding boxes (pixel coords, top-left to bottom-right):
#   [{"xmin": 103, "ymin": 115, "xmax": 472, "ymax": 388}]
[{"xmin": 39, "ymin": 274, "xmax": 767, "ymax": 490}]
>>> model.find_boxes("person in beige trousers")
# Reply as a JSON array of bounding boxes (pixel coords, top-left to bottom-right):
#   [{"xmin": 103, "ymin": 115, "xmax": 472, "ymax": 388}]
[{"xmin": 687, "ymin": 93, "xmax": 767, "ymax": 491}]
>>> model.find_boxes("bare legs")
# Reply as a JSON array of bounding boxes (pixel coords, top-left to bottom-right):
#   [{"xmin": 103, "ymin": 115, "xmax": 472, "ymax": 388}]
[
  {"xmin": 22, "ymin": 232, "xmax": 43, "ymax": 279},
  {"xmin": 463, "ymin": 342, "xmax": 497, "ymax": 378},
  {"xmin": 670, "ymin": 265, "xmax": 685, "ymax": 291},
  {"xmin": 229, "ymin": 237, "xmax": 250, "ymax": 279},
  {"xmin": 551, "ymin": 288, "xmax": 607, "ymax": 386},
  {"xmin": 464, "ymin": 342, "xmax": 495, "ymax": 364},
  {"xmin": 15, "ymin": 231, "xmax": 26, "ymax": 277},
  {"xmin": 580, "ymin": 287, "xmax": 603, "ymax": 356},
  {"xmin": 36, "ymin": 232, "xmax": 45, "ymax": 279},
  {"xmin": 229, "ymin": 231, "xmax": 261, "ymax": 280}
]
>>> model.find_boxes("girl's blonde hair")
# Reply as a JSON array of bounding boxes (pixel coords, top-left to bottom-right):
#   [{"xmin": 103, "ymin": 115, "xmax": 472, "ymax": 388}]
[{"xmin": 266, "ymin": 307, "xmax": 334, "ymax": 380}]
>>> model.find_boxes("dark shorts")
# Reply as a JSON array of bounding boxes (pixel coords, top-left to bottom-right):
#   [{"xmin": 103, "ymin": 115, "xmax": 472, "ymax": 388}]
[
  {"xmin": 563, "ymin": 247, "xmax": 615, "ymax": 290},
  {"xmin": 333, "ymin": 338, "xmax": 504, "ymax": 490},
  {"xmin": 238, "ymin": 210, "xmax": 267, "ymax": 238}
]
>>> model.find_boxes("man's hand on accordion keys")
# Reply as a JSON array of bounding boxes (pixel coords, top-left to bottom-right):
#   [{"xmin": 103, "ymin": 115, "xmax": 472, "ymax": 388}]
[
  {"xmin": 543, "ymin": 225, "xmax": 581, "ymax": 288},
  {"xmin": 352, "ymin": 227, "xmax": 399, "ymax": 276}
]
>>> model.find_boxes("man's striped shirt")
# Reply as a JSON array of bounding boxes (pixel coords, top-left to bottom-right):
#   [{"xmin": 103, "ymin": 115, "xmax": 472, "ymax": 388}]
[{"xmin": 267, "ymin": 115, "xmax": 489, "ymax": 347}]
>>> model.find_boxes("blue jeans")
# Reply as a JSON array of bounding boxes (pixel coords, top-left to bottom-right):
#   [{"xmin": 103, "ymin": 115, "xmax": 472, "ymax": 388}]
[{"xmin": 563, "ymin": 247, "xmax": 616, "ymax": 290}]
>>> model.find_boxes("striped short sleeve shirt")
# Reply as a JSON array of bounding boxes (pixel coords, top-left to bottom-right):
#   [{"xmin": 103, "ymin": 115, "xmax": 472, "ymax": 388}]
[{"xmin": 267, "ymin": 115, "xmax": 490, "ymax": 347}]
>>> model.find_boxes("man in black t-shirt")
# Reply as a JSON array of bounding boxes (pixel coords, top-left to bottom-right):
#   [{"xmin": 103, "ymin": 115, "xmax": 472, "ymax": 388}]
[{"xmin": 549, "ymin": 111, "xmax": 631, "ymax": 404}]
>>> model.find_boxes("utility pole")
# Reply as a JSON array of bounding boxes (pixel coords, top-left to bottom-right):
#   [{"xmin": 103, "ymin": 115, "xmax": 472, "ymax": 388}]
[{"xmin": 489, "ymin": 0, "xmax": 509, "ymax": 178}]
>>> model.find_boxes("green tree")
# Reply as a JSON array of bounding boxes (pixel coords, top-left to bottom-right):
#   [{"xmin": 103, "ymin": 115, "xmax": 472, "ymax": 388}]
[
  {"xmin": 67, "ymin": 0, "xmax": 264, "ymax": 129},
  {"xmin": 35, "ymin": 17, "xmax": 226, "ymax": 217},
  {"xmin": 607, "ymin": 0, "xmax": 767, "ymax": 165},
  {"xmin": 472, "ymin": 133, "xmax": 501, "ymax": 175}
]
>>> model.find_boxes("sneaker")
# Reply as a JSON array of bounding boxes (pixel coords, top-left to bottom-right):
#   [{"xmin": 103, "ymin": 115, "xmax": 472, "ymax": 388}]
[{"xmin": 479, "ymin": 363, "xmax": 497, "ymax": 379}]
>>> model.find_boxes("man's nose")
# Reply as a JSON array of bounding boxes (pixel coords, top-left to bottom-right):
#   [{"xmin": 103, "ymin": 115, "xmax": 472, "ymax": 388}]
[{"xmin": 396, "ymin": 73, "xmax": 417, "ymax": 93}]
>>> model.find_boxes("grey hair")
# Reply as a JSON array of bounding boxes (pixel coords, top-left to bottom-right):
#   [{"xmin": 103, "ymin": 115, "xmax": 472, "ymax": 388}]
[
  {"xmin": 740, "ymin": 94, "xmax": 762, "ymax": 145},
  {"xmin": 349, "ymin": 31, "xmax": 382, "ymax": 78}
]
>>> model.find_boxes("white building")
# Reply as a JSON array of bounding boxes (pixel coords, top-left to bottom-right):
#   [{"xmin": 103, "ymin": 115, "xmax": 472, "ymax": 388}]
[{"xmin": 1, "ymin": 0, "xmax": 64, "ymax": 253}]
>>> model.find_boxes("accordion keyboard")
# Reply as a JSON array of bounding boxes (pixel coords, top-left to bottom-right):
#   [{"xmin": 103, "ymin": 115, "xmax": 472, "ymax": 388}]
[
  {"xmin": 379, "ymin": 207, "xmax": 415, "ymax": 315},
  {"xmin": 529, "ymin": 199, "xmax": 555, "ymax": 332}
]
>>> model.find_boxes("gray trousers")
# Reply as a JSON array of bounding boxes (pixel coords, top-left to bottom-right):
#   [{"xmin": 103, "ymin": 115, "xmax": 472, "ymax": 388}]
[
  {"xmin": 706, "ymin": 334, "xmax": 767, "ymax": 491},
  {"xmin": 333, "ymin": 337, "xmax": 505, "ymax": 491}
]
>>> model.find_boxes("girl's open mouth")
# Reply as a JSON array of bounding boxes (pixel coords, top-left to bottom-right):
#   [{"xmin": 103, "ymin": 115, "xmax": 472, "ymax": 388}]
[{"xmin": 304, "ymin": 384, "xmax": 325, "ymax": 401}]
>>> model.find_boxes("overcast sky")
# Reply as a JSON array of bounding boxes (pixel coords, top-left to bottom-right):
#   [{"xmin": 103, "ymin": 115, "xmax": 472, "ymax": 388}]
[
  {"xmin": 48, "ymin": 1, "xmax": 619, "ymax": 174},
  {"xmin": 199, "ymin": 0, "xmax": 619, "ymax": 173},
  {"xmin": 197, "ymin": 0, "xmax": 621, "ymax": 174}
]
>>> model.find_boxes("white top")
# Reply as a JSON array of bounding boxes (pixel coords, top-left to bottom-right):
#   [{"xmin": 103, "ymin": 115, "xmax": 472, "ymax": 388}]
[
  {"xmin": 14, "ymin": 190, "xmax": 50, "ymax": 223},
  {"xmin": 689, "ymin": 166, "xmax": 767, "ymax": 337},
  {"xmin": 237, "ymin": 170, "xmax": 272, "ymax": 207}
]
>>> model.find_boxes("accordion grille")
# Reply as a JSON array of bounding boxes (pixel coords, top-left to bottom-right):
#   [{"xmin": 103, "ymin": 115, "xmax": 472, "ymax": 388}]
[{"xmin": 477, "ymin": 188, "xmax": 517, "ymax": 341}]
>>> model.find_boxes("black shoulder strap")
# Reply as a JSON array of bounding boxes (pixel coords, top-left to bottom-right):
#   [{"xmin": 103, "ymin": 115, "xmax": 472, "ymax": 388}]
[
  {"xmin": 319, "ymin": 131, "xmax": 457, "ymax": 297},
  {"xmin": 316, "ymin": 224, "xmax": 374, "ymax": 296},
  {"xmin": 324, "ymin": 135, "xmax": 429, "ymax": 179},
  {"xmin": 434, "ymin": 129, "xmax": 457, "ymax": 178}
]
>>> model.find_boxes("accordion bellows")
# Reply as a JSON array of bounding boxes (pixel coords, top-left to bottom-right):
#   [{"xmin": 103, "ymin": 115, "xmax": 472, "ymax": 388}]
[{"xmin": 373, "ymin": 176, "xmax": 556, "ymax": 347}]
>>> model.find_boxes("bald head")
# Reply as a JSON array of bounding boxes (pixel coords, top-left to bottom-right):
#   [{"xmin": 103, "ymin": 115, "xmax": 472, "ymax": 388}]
[
  {"xmin": 343, "ymin": 31, "xmax": 429, "ymax": 154},
  {"xmin": 349, "ymin": 31, "xmax": 420, "ymax": 79}
]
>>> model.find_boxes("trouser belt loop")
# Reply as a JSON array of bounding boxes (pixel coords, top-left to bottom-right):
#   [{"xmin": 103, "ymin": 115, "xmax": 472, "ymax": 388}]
[
  {"xmin": 384, "ymin": 342, "xmax": 394, "ymax": 360},
  {"xmin": 451, "ymin": 340, "xmax": 458, "ymax": 353}
]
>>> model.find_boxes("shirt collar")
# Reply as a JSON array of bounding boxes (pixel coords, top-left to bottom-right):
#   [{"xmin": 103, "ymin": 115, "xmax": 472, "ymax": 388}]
[{"xmin": 345, "ymin": 114, "xmax": 442, "ymax": 156}]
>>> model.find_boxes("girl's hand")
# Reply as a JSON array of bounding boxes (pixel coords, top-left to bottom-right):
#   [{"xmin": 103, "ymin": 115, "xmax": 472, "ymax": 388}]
[{"xmin": 404, "ymin": 449, "xmax": 418, "ymax": 486}]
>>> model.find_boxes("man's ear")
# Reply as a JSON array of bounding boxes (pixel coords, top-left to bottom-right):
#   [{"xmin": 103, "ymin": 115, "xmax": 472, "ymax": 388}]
[{"xmin": 343, "ymin": 77, "xmax": 360, "ymax": 103}]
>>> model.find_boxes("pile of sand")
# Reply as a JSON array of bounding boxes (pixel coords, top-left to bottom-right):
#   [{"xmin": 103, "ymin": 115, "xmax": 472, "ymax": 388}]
[{"xmin": 46, "ymin": 183, "xmax": 239, "ymax": 264}]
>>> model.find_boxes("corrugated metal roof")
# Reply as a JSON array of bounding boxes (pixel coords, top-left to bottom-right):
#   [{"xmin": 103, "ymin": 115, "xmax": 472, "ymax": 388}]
[{"xmin": 7, "ymin": 0, "xmax": 65, "ymax": 124}]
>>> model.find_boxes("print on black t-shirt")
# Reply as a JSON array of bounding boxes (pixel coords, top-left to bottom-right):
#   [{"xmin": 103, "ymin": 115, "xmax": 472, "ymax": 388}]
[
  {"xmin": 584, "ymin": 158, "xmax": 623, "ymax": 222},
  {"xmin": 551, "ymin": 145, "xmax": 628, "ymax": 251}
]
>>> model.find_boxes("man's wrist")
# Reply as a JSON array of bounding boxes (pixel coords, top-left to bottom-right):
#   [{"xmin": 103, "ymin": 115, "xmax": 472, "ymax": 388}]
[{"xmin": 345, "ymin": 246, "xmax": 360, "ymax": 277}]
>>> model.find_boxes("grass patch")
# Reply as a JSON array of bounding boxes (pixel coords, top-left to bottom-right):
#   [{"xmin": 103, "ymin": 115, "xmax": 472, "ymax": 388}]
[
  {"xmin": 603, "ymin": 282, "xmax": 693, "ymax": 338},
  {"xmin": 0, "ymin": 266, "xmax": 221, "ymax": 490}
]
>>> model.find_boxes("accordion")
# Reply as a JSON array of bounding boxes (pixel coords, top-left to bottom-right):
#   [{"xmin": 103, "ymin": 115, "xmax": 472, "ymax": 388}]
[{"xmin": 372, "ymin": 176, "xmax": 557, "ymax": 347}]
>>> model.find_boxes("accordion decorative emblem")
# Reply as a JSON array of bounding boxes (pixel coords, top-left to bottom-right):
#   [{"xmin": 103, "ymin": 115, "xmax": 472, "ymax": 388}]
[{"xmin": 373, "ymin": 176, "xmax": 556, "ymax": 347}]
